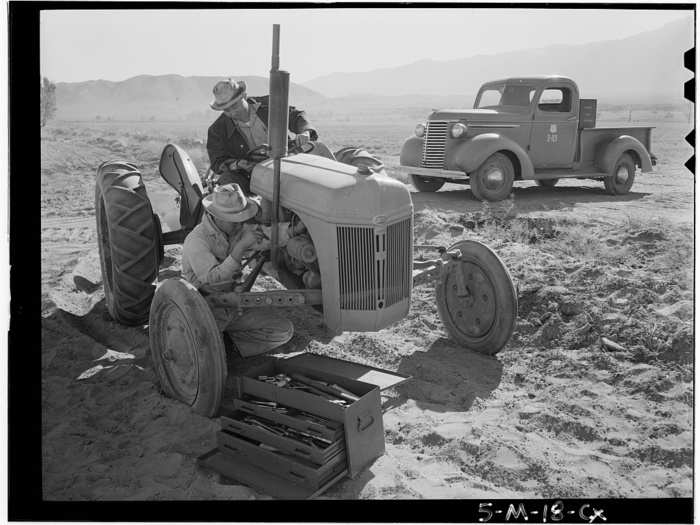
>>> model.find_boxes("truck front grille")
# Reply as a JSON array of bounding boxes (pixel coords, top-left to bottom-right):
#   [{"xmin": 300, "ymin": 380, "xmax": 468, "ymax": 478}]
[
  {"xmin": 337, "ymin": 217, "xmax": 412, "ymax": 311},
  {"xmin": 422, "ymin": 120, "xmax": 448, "ymax": 168}
]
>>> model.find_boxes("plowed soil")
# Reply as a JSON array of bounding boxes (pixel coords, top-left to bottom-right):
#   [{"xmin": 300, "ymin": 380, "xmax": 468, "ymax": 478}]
[{"xmin": 41, "ymin": 120, "xmax": 693, "ymax": 499}]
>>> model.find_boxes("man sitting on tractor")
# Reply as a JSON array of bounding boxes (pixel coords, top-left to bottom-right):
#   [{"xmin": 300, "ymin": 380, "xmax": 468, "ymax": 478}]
[
  {"xmin": 181, "ymin": 183, "xmax": 305, "ymax": 357},
  {"xmin": 207, "ymin": 78, "xmax": 318, "ymax": 194}
]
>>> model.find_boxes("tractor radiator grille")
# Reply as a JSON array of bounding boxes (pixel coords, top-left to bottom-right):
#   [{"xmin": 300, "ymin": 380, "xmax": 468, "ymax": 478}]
[
  {"xmin": 337, "ymin": 226, "xmax": 376, "ymax": 310},
  {"xmin": 337, "ymin": 217, "xmax": 412, "ymax": 311},
  {"xmin": 422, "ymin": 120, "xmax": 448, "ymax": 169},
  {"xmin": 385, "ymin": 218, "xmax": 412, "ymax": 307}
]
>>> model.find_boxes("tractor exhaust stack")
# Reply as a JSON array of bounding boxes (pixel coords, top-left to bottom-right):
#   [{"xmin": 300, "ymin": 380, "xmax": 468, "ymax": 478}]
[{"xmin": 268, "ymin": 24, "xmax": 289, "ymax": 268}]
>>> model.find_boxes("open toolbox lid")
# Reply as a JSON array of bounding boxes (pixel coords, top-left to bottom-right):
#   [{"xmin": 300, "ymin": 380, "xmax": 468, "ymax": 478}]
[{"xmin": 275, "ymin": 352, "xmax": 411, "ymax": 391}]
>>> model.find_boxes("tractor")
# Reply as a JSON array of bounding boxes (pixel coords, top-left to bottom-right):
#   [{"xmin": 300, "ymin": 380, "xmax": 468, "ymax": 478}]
[{"xmin": 94, "ymin": 26, "xmax": 518, "ymax": 417}]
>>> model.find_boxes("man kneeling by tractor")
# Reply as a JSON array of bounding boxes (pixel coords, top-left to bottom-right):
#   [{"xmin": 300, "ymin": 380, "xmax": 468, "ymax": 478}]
[
  {"xmin": 181, "ymin": 183, "xmax": 307, "ymax": 357},
  {"xmin": 93, "ymin": 25, "xmax": 519, "ymax": 418}
]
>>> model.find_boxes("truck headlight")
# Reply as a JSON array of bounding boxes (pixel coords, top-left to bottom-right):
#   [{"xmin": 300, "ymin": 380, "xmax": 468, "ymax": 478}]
[
  {"xmin": 450, "ymin": 123, "xmax": 468, "ymax": 138},
  {"xmin": 414, "ymin": 123, "xmax": 426, "ymax": 138}
]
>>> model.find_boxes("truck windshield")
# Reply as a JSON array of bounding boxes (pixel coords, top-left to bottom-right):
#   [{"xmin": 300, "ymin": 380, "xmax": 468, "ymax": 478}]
[{"xmin": 475, "ymin": 84, "xmax": 536, "ymax": 110}]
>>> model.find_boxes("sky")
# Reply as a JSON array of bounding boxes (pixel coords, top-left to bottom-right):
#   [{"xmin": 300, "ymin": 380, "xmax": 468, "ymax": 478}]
[{"xmin": 40, "ymin": 8, "xmax": 693, "ymax": 84}]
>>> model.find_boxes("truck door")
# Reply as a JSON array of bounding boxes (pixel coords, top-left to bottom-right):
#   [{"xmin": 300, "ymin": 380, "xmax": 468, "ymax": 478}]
[{"xmin": 528, "ymin": 84, "xmax": 579, "ymax": 168}]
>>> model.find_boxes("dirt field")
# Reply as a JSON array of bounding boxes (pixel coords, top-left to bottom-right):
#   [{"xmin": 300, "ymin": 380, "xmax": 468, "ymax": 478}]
[{"xmin": 41, "ymin": 119, "xmax": 693, "ymax": 499}]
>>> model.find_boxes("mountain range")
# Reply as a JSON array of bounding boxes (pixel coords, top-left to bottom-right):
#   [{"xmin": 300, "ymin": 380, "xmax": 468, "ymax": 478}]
[
  {"xmin": 53, "ymin": 16, "xmax": 692, "ymax": 121},
  {"xmin": 54, "ymin": 75, "xmax": 323, "ymax": 121},
  {"xmin": 304, "ymin": 16, "xmax": 693, "ymax": 103}
]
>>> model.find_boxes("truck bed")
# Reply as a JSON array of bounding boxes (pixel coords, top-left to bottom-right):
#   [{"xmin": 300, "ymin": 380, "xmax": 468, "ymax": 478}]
[{"xmin": 578, "ymin": 126, "xmax": 653, "ymax": 166}]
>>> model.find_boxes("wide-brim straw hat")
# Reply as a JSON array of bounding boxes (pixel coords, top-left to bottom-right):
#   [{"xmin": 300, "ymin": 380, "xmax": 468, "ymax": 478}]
[
  {"xmin": 202, "ymin": 183, "xmax": 259, "ymax": 222},
  {"xmin": 210, "ymin": 78, "xmax": 247, "ymax": 111}
]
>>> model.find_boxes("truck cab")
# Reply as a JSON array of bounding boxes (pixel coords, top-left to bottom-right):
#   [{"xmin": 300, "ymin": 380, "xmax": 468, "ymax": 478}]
[{"xmin": 399, "ymin": 75, "xmax": 656, "ymax": 201}]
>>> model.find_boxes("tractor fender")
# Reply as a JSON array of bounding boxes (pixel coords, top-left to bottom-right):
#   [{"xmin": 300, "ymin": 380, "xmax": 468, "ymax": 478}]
[
  {"xmin": 597, "ymin": 135, "xmax": 653, "ymax": 174},
  {"xmin": 159, "ymin": 143, "xmax": 205, "ymax": 231},
  {"xmin": 451, "ymin": 133, "xmax": 535, "ymax": 179},
  {"xmin": 399, "ymin": 136, "xmax": 424, "ymax": 167}
]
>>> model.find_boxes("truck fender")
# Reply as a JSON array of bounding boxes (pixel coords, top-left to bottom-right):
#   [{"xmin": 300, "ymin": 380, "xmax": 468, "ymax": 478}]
[
  {"xmin": 597, "ymin": 135, "xmax": 653, "ymax": 174},
  {"xmin": 452, "ymin": 133, "xmax": 535, "ymax": 179},
  {"xmin": 399, "ymin": 136, "xmax": 424, "ymax": 167}
]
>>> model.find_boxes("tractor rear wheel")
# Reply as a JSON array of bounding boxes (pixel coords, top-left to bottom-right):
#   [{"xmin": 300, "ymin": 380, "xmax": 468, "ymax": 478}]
[
  {"xmin": 410, "ymin": 174, "xmax": 446, "ymax": 192},
  {"xmin": 436, "ymin": 240, "xmax": 517, "ymax": 355},
  {"xmin": 604, "ymin": 153, "xmax": 636, "ymax": 195},
  {"xmin": 95, "ymin": 161, "xmax": 161, "ymax": 325},
  {"xmin": 470, "ymin": 153, "xmax": 514, "ymax": 201},
  {"xmin": 536, "ymin": 178, "xmax": 559, "ymax": 188},
  {"xmin": 149, "ymin": 278, "xmax": 226, "ymax": 417}
]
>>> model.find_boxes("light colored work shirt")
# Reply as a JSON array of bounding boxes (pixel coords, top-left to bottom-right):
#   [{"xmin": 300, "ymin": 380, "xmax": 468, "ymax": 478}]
[
  {"xmin": 181, "ymin": 212, "xmax": 291, "ymax": 290},
  {"xmin": 235, "ymin": 102, "xmax": 268, "ymax": 150}
]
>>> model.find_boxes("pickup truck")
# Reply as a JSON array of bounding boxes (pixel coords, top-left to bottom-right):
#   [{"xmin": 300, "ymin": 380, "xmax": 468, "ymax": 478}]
[{"xmin": 399, "ymin": 76, "xmax": 657, "ymax": 201}]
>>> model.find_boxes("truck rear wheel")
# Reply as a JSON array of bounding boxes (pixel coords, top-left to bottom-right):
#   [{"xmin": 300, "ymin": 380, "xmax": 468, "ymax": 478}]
[
  {"xmin": 536, "ymin": 178, "xmax": 559, "ymax": 188},
  {"xmin": 604, "ymin": 153, "xmax": 636, "ymax": 195},
  {"xmin": 470, "ymin": 153, "xmax": 514, "ymax": 201},
  {"xmin": 95, "ymin": 161, "xmax": 161, "ymax": 325},
  {"xmin": 436, "ymin": 240, "xmax": 517, "ymax": 355},
  {"xmin": 410, "ymin": 174, "xmax": 445, "ymax": 192},
  {"xmin": 149, "ymin": 278, "xmax": 226, "ymax": 417}
]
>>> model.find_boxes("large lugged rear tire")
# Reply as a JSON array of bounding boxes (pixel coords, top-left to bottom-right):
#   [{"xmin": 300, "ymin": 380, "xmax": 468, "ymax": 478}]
[
  {"xmin": 95, "ymin": 161, "xmax": 160, "ymax": 325},
  {"xmin": 603, "ymin": 153, "xmax": 636, "ymax": 195},
  {"xmin": 149, "ymin": 278, "xmax": 226, "ymax": 417},
  {"xmin": 410, "ymin": 174, "xmax": 446, "ymax": 192},
  {"xmin": 436, "ymin": 240, "xmax": 517, "ymax": 355}
]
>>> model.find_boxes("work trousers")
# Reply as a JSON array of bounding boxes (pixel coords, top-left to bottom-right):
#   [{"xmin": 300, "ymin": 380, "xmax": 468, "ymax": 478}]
[{"xmin": 208, "ymin": 303, "xmax": 294, "ymax": 357}]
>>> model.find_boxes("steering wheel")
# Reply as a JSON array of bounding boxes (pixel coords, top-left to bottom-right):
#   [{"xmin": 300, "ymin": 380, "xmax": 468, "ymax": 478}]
[
  {"xmin": 245, "ymin": 141, "xmax": 313, "ymax": 159},
  {"xmin": 288, "ymin": 140, "xmax": 315, "ymax": 155},
  {"xmin": 246, "ymin": 144, "xmax": 271, "ymax": 163}
]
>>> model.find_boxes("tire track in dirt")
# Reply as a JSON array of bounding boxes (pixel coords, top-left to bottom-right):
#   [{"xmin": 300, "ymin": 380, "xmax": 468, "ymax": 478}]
[{"xmin": 43, "ymin": 215, "xmax": 95, "ymax": 229}]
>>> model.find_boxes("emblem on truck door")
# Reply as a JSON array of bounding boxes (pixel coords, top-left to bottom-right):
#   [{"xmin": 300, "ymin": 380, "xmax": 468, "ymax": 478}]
[
  {"xmin": 549, "ymin": 124, "xmax": 557, "ymax": 133},
  {"xmin": 546, "ymin": 123, "xmax": 558, "ymax": 143}
]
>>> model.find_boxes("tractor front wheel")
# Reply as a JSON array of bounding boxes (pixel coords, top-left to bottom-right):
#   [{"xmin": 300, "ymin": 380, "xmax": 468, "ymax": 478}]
[
  {"xmin": 149, "ymin": 278, "xmax": 226, "ymax": 417},
  {"xmin": 436, "ymin": 240, "xmax": 517, "ymax": 355},
  {"xmin": 95, "ymin": 161, "xmax": 161, "ymax": 325}
]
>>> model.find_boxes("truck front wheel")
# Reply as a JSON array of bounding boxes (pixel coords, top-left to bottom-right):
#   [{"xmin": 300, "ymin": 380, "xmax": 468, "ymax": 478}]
[
  {"xmin": 410, "ymin": 174, "xmax": 445, "ymax": 192},
  {"xmin": 604, "ymin": 153, "xmax": 636, "ymax": 195},
  {"xmin": 470, "ymin": 153, "xmax": 514, "ymax": 201}
]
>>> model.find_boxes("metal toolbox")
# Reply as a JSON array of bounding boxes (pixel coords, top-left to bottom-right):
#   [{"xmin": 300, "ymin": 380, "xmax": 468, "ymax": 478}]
[
  {"xmin": 233, "ymin": 352, "xmax": 410, "ymax": 478},
  {"xmin": 199, "ymin": 352, "xmax": 410, "ymax": 498}
]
